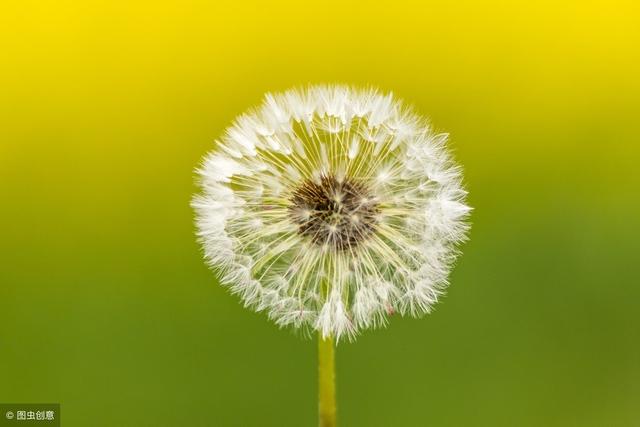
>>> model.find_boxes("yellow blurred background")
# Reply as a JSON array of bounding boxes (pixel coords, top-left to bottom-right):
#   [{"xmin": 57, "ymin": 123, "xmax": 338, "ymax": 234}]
[{"xmin": 1, "ymin": 1, "xmax": 639, "ymax": 426}]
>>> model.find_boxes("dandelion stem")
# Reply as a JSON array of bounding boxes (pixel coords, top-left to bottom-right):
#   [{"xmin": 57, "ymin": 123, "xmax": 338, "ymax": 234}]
[{"xmin": 318, "ymin": 332, "xmax": 336, "ymax": 427}]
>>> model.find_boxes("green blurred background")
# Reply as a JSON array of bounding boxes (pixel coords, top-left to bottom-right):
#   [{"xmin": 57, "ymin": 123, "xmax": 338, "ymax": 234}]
[{"xmin": 1, "ymin": 1, "xmax": 639, "ymax": 426}]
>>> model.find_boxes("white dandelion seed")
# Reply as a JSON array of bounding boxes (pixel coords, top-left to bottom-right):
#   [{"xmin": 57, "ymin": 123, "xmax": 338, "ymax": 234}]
[{"xmin": 193, "ymin": 85, "xmax": 470, "ymax": 342}]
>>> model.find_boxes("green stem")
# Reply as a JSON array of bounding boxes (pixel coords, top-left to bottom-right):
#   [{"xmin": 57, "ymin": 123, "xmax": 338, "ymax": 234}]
[{"xmin": 318, "ymin": 332, "xmax": 336, "ymax": 427}]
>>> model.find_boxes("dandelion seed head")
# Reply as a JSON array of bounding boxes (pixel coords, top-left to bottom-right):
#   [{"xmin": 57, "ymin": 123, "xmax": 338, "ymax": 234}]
[{"xmin": 193, "ymin": 85, "xmax": 470, "ymax": 341}]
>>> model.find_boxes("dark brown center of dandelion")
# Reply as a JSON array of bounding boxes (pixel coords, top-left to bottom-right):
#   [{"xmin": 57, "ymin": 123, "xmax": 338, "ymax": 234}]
[{"xmin": 288, "ymin": 174, "xmax": 380, "ymax": 250}]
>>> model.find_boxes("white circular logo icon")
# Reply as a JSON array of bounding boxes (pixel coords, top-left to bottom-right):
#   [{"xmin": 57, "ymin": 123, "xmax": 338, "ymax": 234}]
[{"xmin": 5, "ymin": 411, "xmax": 14, "ymax": 419}]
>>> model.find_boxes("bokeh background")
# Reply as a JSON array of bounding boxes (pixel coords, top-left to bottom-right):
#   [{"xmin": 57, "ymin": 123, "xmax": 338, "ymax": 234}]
[{"xmin": 1, "ymin": 1, "xmax": 639, "ymax": 426}]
